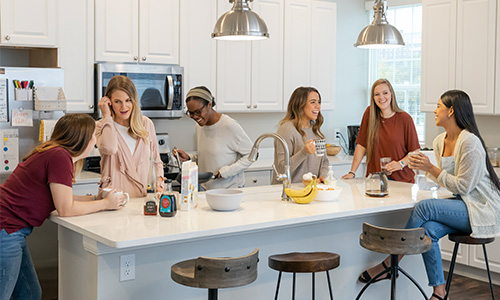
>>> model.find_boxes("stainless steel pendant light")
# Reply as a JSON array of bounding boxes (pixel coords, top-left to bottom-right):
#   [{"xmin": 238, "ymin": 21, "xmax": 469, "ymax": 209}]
[
  {"xmin": 212, "ymin": 0, "xmax": 269, "ymax": 41},
  {"xmin": 354, "ymin": 0, "xmax": 405, "ymax": 49}
]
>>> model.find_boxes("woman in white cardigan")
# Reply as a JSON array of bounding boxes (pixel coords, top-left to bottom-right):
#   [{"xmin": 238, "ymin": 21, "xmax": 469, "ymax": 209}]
[{"xmin": 359, "ymin": 90, "xmax": 500, "ymax": 300}]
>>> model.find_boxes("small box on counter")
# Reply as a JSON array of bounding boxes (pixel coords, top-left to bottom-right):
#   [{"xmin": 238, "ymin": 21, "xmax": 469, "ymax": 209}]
[{"xmin": 180, "ymin": 161, "xmax": 198, "ymax": 211}]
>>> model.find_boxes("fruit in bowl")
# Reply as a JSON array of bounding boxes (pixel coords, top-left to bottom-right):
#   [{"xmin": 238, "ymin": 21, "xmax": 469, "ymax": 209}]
[
  {"xmin": 326, "ymin": 144, "xmax": 341, "ymax": 156},
  {"xmin": 315, "ymin": 184, "xmax": 342, "ymax": 201}
]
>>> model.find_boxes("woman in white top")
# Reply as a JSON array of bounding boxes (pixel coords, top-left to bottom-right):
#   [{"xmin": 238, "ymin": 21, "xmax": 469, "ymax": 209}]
[
  {"xmin": 359, "ymin": 90, "xmax": 500, "ymax": 300},
  {"xmin": 96, "ymin": 75, "xmax": 164, "ymax": 198},
  {"xmin": 175, "ymin": 86, "xmax": 253, "ymax": 190}
]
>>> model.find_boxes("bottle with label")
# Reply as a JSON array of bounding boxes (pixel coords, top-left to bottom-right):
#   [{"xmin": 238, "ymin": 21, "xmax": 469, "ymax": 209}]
[
  {"xmin": 159, "ymin": 179, "xmax": 177, "ymax": 217},
  {"xmin": 324, "ymin": 165, "xmax": 337, "ymax": 187},
  {"xmin": 144, "ymin": 158, "xmax": 158, "ymax": 215}
]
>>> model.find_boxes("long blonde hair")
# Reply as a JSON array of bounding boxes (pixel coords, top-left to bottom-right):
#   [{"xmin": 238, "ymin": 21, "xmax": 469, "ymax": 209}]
[
  {"xmin": 280, "ymin": 87, "xmax": 324, "ymax": 141},
  {"xmin": 366, "ymin": 79, "xmax": 403, "ymax": 163},
  {"xmin": 105, "ymin": 75, "xmax": 148, "ymax": 142},
  {"xmin": 23, "ymin": 113, "xmax": 96, "ymax": 178}
]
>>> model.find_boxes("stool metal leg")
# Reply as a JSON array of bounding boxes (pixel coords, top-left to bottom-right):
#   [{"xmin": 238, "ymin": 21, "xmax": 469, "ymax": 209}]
[
  {"xmin": 445, "ymin": 242, "xmax": 460, "ymax": 300},
  {"xmin": 398, "ymin": 267, "xmax": 429, "ymax": 299},
  {"xmin": 292, "ymin": 273, "xmax": 296, "ymax": 300},
  {"xmin": 482, "ymin": 244, "xmax": 495, "ymax": 300},
  {"xmin": 274, "ymin": 271, "xmax": 282, "ymax": 300},
  {"xmin": 390, "ymin": 255, "xmax": 398, "ymax": 300},
  {"xmin": 326, "ymin": 270, "xmax": 334, "ymax": 300},
  {"xmin": 355, "ymin": 267, "xmax": 391, "ymax": 299},
  {"xmin": 312, "ymin": 272, "xmax": 315, "ymax": 300},
  {"xmin": 208, "ymin": 288, "xmax": 218, "ymax": 300}
]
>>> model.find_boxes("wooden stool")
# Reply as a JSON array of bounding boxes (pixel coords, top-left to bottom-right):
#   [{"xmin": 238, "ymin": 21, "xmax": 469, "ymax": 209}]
[
  {"xmin": 356, "ymin": 223, "xmax": 432, "ymax": 300},
  {"xmin": 171, "ymin": 249, "xmax": 259, "ymax": 300},
  {"xmin": 268, "ymin": 251, "xmax": 340, "ymax": 300},
  {"xmin": 445, "ymin": 233, "xmax": 495, "ymax": 300}
]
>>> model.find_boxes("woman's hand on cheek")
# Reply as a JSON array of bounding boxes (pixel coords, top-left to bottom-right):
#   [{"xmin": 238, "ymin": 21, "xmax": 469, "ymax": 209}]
[{"xmin": 304, "ymin": 139, "xmax": 316, "ymax": 155}]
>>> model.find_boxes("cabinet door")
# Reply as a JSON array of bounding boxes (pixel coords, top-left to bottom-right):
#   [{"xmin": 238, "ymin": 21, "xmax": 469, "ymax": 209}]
[
  {"xmin": 95, "ymin": 0, "xmax": 139, "ymax": 63},
  {"xmin": 251, "ymin": 0, "xmax": 284, "ymax": 112},
  {"xmin": 139, "ymin": 0, "xmax": 179, "ymax": 64},
  {"xmin": 495, "ymin": 1, "xmax": 500, "ymax": 115},
  {"xmin": 59, "ymin": 0, "xmax": 94, "ymax": 113},
  {"xmin": 0, "ymin": 0, "xmax": 57, "ymax": 47},
  {"xmin": 441, "ymin": 237, "xmax": 469, "ymax": 264},
  {"xmin": 180, "ymin": 0, "xmax": 217, "ymax": 98},
  {"xmin": 283, "ymin": 0, "xmax": 311, "ymax": 108},
  {"xmin": 420, "ymin": 0, "xmax": 457, "ymax": 112},
  {"xmin": 311, "ymin": 0, "xmax": 336, "ymax": 111},
  {"xmin": 216, "ymin": 0, "xmax": 252, "ymax": 112},
  {"xmin": 456, "ymin": 0, "xmax": 496, "ymax": 114},
  {"xmin": 244, "ymin": 170, "xmax": 272, "ymax": 187},
  {"xmin": 469, "ymin": 240, "xmax": 500, "ymax": 273}
]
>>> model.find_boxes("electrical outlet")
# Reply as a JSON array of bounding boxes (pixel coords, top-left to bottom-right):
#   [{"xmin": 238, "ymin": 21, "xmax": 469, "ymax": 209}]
[
  {"xmin": 120, "ymin": 254, "xmax": 135, "ymax": 281},
  {"xmin": 333, "ymin": 128, "xmax": 341, "ymax": 145}
]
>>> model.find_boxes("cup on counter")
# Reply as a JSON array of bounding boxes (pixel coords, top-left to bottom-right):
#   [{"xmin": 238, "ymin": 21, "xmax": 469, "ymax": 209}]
[
  {"xmin": 380, "ymin": 157, "xmax": 392, "ymax": 175},
  {"xmin": 102, "ymin": 188, "xmax": 129, "ymax": 206},
  {"xmin": 314, "ymin": 139, "xmax": 326, "ymax": 156}
]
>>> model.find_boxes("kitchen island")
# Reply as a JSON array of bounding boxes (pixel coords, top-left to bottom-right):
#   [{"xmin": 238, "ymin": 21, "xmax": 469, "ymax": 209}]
[{"xmin": 50, "ymin": 179, "xmax": 451, "ymax": 300}]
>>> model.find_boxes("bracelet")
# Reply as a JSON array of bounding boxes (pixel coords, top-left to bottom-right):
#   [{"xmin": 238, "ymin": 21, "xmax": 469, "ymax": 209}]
[
  {"xmin": 399, "ymin": 160, "xmax": 405, "ymax": 170},
  {"xmin": 94, "ymin": 195, "xmax": 97, "ymax": 200},
  {"xmin": 348, "ymin": 171, "xmax": 356, "ymax": 178}
]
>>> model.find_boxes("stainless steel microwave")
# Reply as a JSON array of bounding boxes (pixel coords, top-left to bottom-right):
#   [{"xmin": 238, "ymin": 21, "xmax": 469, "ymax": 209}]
[{"xmin": 95, "ymin": 63, "xmax": 183, "ymax": 119}]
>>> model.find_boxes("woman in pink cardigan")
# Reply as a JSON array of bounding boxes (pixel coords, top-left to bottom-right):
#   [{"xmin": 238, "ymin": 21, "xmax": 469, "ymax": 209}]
[{"xmin": 96, "ymin": 75, "xmax": 164, "ymax": 198}]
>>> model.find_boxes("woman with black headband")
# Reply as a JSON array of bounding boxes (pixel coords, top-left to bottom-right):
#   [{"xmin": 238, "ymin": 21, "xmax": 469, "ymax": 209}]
[{"xmin": 175, "ymin": 86, "xmax": 254, "ymax": 190}]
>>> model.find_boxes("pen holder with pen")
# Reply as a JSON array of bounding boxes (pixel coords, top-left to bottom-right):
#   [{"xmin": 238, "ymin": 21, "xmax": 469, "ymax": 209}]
[{"xmin": 15, "ymin": 88, "xmax": 33, "ymax": 101}]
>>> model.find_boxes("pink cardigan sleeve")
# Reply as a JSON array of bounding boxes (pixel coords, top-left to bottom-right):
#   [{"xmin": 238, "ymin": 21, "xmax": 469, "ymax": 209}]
[{"xmin": 96, "ymin": 116, "xmax": 118, "ymax": 155}]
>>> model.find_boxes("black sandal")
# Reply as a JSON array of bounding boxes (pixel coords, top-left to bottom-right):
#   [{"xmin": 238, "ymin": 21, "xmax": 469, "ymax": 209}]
[
  {"xmin": 431, "ymin": 293, "xmax": 445, "ymax": 300},
  {"xmin": 358, "ymin": 261, "xmax": 391, "ymax": 283}
]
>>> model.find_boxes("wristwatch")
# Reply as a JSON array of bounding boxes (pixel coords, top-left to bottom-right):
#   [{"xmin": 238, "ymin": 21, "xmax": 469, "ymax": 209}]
[
  {"xmin": 399, "ymin": 160, "xmax": 405, "ymax": 169},
  {"xmin": 348, "ymin": 171, "xmax": 356, "ymax": 178}
]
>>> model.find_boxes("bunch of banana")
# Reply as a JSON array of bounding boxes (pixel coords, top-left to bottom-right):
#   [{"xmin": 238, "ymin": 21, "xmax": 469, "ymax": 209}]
[{"xmin": 284, "ymin": 179, "xmax": 318, "ymax": 204}]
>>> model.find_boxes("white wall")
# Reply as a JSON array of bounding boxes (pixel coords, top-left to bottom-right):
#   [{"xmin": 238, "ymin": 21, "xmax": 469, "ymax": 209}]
[{"xmin": 153, "ymin": 0, "xmax": 370, "ymax": 152}]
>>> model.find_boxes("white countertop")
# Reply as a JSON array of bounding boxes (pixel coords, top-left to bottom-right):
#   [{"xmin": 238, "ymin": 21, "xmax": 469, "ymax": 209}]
[{"xmin": 51, "ymin": 179, "xmax": 452, "ymax": 249}]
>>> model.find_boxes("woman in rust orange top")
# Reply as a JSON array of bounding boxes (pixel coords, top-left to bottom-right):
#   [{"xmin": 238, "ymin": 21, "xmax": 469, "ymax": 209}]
[{"xmin": 341, "ymin": 79, "xmax": 420, "ymax": 183}]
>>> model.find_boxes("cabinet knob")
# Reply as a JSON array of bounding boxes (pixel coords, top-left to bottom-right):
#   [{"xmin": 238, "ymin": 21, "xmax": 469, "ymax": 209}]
[
  {"xmin": 89, "ymin": 104, "xmax": 94, "ymax": 109},
  {"xmin": 142, "ymin": 56, "xmax": 147, "ymax": 61},
  {"xmin": 133, "ymin": 56, "xmax": 138, "ymax": 61},
  {"xmin": 253, "ymin": 104, "xmax": 257, "ymax": 109},
  {"xmin": 4, "ymin": 35, "xmax": 10, "ymax": 41},
  {"xmin": 247, "ymin": 105, "xmax": 251, "ymax": 109}
]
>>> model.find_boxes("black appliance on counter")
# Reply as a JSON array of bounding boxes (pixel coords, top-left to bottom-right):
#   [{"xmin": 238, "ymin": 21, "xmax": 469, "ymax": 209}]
[{"xmin": 347, "ymin": 125, "xmax": 360, "ymax": 155}]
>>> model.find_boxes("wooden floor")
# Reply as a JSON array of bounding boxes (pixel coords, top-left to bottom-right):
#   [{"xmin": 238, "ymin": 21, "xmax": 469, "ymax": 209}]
[
  {"xmin": 39, "ymin": 272, "xmax": 499, "ymax": 300},
  {"xmin": 445, "ymin": 272, "xmax": 500, "ymax": 300}
]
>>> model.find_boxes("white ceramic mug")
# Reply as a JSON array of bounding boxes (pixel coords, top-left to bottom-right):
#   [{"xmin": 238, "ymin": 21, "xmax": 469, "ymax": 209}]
[
  {"xmin": 102, "ymin": 188, "xmax": 129, "ymax": 206},
  {"xmin": 314, "ymin": 139, "xmax": 326, "ymax": 156}
]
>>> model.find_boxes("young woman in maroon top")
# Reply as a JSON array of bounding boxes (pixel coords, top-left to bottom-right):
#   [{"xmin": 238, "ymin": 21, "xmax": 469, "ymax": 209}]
[
  {"xmin": 341, "ymin": 79, "xmax": 420, "ymax": 183},
  {"xmin": 0, "ymin": 114, "xmax": 126, "ymax": 300}
]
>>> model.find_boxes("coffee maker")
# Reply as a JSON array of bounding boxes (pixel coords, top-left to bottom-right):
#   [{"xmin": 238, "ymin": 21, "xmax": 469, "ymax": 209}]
[{"xmin": 347, "ymin": 125, "xmax": 360, "ymax": 155}]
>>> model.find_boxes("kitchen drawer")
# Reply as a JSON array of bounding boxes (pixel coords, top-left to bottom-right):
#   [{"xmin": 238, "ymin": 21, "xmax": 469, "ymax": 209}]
[
  {"xmin": 73, "ymin": 182, "xmax": 98, "ymax": 196},
  {"xmin": 244, "ymin": 170, "xmax": 272, "ymax": 187}
]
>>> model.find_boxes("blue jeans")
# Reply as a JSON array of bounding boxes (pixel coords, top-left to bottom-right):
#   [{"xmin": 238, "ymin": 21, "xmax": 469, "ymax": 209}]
[
  {"xmin": 0, "ymin": 227, "xmax": 42, "ymax": 300},
  {"xmin": 405, "ymin": 198, "xmax": 471, "ymax": 287}
]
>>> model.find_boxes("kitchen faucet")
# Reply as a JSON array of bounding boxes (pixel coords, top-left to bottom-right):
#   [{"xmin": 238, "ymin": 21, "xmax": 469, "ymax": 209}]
[{"xmin": 249, "ymin": 133, "xmax": 291, "ymax": 201}]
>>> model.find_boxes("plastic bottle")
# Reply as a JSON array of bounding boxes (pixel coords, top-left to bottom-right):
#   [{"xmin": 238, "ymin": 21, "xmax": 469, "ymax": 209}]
[
  {"xmin": 144, "ymin": 158, "xmax": 158, "ymax": 215},
  {"xmin": 324, "ymin": 165, "xmax": 337, "ymax": 187},
  {"xmin": 159, "ymin": 179, "xmax": 177, "ymax": 217}
]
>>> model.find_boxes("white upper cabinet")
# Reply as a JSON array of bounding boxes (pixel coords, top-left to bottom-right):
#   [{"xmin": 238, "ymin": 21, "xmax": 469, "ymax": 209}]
[
  {"xmin": 216, "ymin": 0, "xmax": 282, "ymax": 112},
  {"xmin": 95, "ymin": 0, "xmax": 179, "ymax": 64},
  {"xmin": 421, "ymin": 0, "xmax": 496, "ymax": 114},
  {"xmin": 0, "ymin": 0, "xmax": 57, "ymax": 47},
  {"xmin": 311, "ymin": 0, "xmax": 336, "ymax": 111},
  {"xmin": 58, "ymin": 0, "xmax": 95, "ymax": 113},
  {"xmin": 495, "ymin": 0, "xmax": 500, "ymax": 115},
  {"xmin": 283, "ymin": 0, "xmax": 336, "ymax": 110},
  {"xmin": 179, "ymin": 0, "xmax": 217, "ymax": 99}
]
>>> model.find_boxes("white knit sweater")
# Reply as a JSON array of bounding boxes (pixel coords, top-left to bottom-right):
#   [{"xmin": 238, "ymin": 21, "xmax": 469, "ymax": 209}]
[{"xmin": 427, "ymin": 130, "xmax": 500, "ymax": 238}]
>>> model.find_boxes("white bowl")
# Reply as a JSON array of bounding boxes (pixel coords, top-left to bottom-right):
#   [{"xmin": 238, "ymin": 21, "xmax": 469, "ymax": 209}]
[
  {"xmin": 315, "ymin": 184, "xmax": 342, "ymax": 201},
  {"xmin": 205, "ymin": 189, "xmax": 243, "ymax": 211}
]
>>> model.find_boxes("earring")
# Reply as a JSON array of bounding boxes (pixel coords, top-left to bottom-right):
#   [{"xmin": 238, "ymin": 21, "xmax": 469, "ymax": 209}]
[{"xmin": 448, "ymin": 114, "xmax": 452, "ymax": 118}]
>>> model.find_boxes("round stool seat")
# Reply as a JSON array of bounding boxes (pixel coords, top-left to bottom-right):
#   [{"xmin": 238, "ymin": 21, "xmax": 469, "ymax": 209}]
[
  {"xmin": 360, "ymin": 223, "xmax": 431, "ymax": 255},
  {"xmin": 449, "ymin": 233, "xmax": 495, "ymax": 245},
  {"xmin": 268, "ymin": 252, "xmax": 340, "ymax": 273}
]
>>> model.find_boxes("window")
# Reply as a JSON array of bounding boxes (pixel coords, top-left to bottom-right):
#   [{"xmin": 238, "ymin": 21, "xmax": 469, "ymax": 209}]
[{"xmin": 368, "ymin": 4, "xmax": 424, "ymax": 143}]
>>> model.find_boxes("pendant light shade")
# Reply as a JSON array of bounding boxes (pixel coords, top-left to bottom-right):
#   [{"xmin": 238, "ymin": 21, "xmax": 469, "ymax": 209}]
[
  {"xmin": 212, "ymin": 0, "xmax": 269, "ymax": 41},
  {"xmin": 354, "ymin": 0, "xmax": 405, "ymax": 49}
]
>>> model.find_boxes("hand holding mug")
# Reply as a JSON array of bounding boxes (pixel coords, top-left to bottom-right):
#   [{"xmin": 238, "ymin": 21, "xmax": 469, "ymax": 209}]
[
  {"xmin": 98, "ymin": 96, "xmax": 112, "ymax": 118},
  {"xmin": 102, "ymin": 188, "xmax": 129, "ymax": 207},
  {"xmin": 409, "ymin": 153, "xmax": 432, "ymax": 172},
  {"xmin": 304, "ymin": 139, "xmax": 316, "ymax": 155}
]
